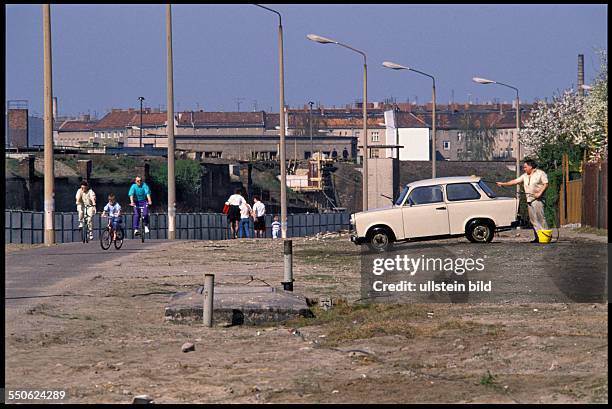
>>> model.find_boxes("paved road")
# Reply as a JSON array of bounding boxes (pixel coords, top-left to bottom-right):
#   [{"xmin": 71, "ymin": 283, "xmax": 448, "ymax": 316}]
[{"xmin": 5, "ymin": 240, "xmax": 166, "ymax": 308}]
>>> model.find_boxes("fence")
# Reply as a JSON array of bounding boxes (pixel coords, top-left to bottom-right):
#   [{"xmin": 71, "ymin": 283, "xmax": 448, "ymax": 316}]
[
  {"xmin": 4, "ymin": 210, "xmax": 351, "ymax": 244},
  {"xmin": 582, "ymin": 161, "xmax": 608, "ymax": 229}
]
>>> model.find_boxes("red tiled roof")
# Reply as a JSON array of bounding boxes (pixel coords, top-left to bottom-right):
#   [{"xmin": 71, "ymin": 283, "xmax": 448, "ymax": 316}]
[
  {"xmin": 58, "ymin": 120, "xmax": 97, "ymax": 132},
  {"xmin": 93, "ymin": 110, "xmax": 136, "ymax": 130},
  {"xmin": 127, "ymin": 112, "xmax": 168, "ymax": 127},
  {"xmin": 178, "ymin": 111, "xmax": 265, "ymax": 127}
]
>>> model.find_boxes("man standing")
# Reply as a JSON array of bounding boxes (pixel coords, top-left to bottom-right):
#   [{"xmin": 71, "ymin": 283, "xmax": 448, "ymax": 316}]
[
  {"xmin": 76, "ymin": 180, "xmax": 96, "ymax": 241},
  {"xmin": 252, "ymin": 195, "xmax": 266, "ymax": 238},
  {"xmin": 497, "ymin": 159, "xmax": 549, "ymax": 243},
  {"xmin": 128, "ymin": 175, "xmax": 153, "ymax": 236}
]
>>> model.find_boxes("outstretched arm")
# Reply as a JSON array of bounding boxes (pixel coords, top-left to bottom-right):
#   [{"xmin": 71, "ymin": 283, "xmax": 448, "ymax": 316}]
[{"xmin": 496, "ymin": 176, "xmax": 523, "ymax": 187}]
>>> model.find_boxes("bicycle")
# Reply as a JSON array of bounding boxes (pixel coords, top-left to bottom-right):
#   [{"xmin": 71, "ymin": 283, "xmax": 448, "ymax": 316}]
[
  {"xmin": 131, "ymin": 203, "xmax": 149, "ymax": 243},
  {"xmin": 100, "ymin": 215, "xmax": 124, "ymax": 250},
  {"xmin": 80, "ymin": 204, "xmax": 95, "ymax": 243}
]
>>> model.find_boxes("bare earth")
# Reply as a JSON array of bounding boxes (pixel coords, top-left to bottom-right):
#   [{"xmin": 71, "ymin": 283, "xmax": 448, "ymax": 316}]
[{"xmin": 5, "ymin": 229, "xmax": 608, "ymax": 404}]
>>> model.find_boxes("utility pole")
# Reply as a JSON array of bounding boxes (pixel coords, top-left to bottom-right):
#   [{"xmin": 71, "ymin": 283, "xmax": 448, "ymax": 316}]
[
  {"xmin": 308, "ymin": 101, "xmax": 314, "ymax": 157},
  {"xmin": 43, "ymin": 4, "xmax": 55, "ymax": 245},
  {"xmin": 138, "ymin": 96, "xmax": 145, "ymax": 148},
  {"xmin": 166, "ymin": 4, "xmax": 176, "ymax": 240}
]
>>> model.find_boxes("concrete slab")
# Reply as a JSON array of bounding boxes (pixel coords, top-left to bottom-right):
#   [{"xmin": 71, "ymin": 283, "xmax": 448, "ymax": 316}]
[{"xmin": 164, "ymin": 285, "xmax": 313, "ymax": 325}]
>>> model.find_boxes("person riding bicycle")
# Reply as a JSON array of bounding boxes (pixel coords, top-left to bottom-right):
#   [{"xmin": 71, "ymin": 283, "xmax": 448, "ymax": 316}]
[
  {"xmin": 76, "ymin": 180, "xmax": 96, "ymax": 240},
  {"xmin": 128, "ymin": 175, "xmax": 152, "ymax": 236},
  {"xmin": 101, "ymin": 193, "xmax": 122, "ymax": 241}
]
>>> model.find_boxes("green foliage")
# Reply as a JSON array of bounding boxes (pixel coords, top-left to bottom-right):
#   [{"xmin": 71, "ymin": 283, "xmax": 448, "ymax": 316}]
[
  {"xmin": 479, "ymin": 370, "xmax": 497, "ymax": 386},
  {"xmin": 150, "ymin": 159, "xmax": 201, "ymax": 201}
]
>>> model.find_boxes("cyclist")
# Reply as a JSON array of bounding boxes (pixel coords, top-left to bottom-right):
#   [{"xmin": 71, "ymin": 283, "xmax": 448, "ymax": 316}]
[
  {"xmin": 76, "ymin": 180, "xmax": 96, "ymax": 241},
  {"xmin": 128, "ymin": 175, "xmax": 152, "ymax": 236},
  {"xmin": 101, "ymin": 193, "xmax": 122, "ymax": 241}
]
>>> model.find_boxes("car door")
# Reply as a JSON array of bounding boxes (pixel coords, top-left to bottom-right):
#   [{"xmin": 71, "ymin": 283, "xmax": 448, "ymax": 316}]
[
  {"xmin": 445, "ymin": 182, "xmax": 484, "ymax": 235},
  {"xmin": 401, "ymin": 185, "xmax": 450, "ymax": 238}
]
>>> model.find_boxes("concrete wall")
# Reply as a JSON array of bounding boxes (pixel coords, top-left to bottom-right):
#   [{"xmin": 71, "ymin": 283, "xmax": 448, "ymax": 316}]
[{"xmin": 367, "ymin": 158, "xmax": 399, "ymax": 210}]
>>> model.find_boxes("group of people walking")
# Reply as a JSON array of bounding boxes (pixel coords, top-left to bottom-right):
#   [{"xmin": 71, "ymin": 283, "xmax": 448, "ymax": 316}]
[{"xmin": 225, "ymin": 188, "xmax": 280, "ymax": 239}]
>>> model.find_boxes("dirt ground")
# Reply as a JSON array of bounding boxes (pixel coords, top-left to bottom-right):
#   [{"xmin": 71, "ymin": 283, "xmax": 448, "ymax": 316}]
[{"xmin": 4, "ymin": 229, "xmax": 608, "ymax": 403}]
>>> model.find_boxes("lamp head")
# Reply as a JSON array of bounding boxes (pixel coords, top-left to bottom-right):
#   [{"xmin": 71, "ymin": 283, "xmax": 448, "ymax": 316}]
[
  {"xmin": 382, "ymin": 61, "xmax": 409, "ymax": 70},
  {"xmin": 472, "ymin": 77, "xmax": 495, "ymax": 84},
  {"xmin": 307, "ymin": 34, "xmax": 336, "ymax": 44}
]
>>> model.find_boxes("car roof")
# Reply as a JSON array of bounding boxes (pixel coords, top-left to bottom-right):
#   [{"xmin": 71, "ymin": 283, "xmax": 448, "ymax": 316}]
[{"xmin": 407, "ymin": 176, "xmax": 481, "ymax": 188}]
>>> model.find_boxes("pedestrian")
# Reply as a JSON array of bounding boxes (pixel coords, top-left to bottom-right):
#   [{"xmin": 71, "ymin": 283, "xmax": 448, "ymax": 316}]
[
  {"xmin": 497, "ymin": 159, "xmax": 549, "ymax": 243},
  {"xmin": 128, "ymin": 175, "xmax": 153, "ymax": 237},
  {"xmin": 271, "ymin": 215, "xmax": 281, "ymax": 239},
  {"xmin": 342, "ymin": 147, "xmax": 349, "ymax": 160},
  {"xmin": 238, "ymin": 201, "xmax": 253, "ymax": 239},
  {"xmin": 252, "ymin": 195, "xmax": 266, "ymax": 238},
  {"xmin": 75, "ymin": 180, "xmax": 96, "ymax": 241},
  {"xmin": 225, "ymin": 188, "xmax": 246, "ymax": 239}
]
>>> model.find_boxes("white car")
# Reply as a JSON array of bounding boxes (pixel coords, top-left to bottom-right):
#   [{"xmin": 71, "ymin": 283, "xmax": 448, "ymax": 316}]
[{"xmin": 350, "ymin": 176, "xmax": 519, "ymax": 251}]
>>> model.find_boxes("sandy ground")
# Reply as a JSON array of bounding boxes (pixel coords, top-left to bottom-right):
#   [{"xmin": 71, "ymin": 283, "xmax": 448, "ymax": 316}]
[{"xmin": 4, "ymin": 229, "xmax": 608, "ymax": 403}]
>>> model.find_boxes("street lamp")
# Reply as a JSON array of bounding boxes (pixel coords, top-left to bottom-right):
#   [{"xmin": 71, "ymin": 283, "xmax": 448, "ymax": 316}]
[
  {"xmin": 138, "ymin": 96, "xmax": 145, "ymax": 148},
  {"xmin": 383, "ymin": 61, "xmax": 437, "ymax": 178},
  {"xmin": 308, "ymin": 33, "xmax": 369, "ymax": 211},
  {"xmin": 472, "ymin": 76, "xmax": 521, "ymax": 206},
  {"xmin": 254, "ymin": 4, "xmax": 287, "ymax": 238},
  {"xmin": 308, "ymin": 101, "xmax": 314, "ymax": 158}
]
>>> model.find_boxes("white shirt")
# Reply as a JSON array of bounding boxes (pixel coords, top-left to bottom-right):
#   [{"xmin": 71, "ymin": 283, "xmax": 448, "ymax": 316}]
[
  {"xmin": 253, "ymin": 201, "xmax": 266, "ymax": 218},
  {"xmin": 240, "ymin": 203, "xmax": 252, "ymax": 219},
  {"xmin": 104, "ymin": 202, "xmax": 122, "ymax": 217},
  {"xmin": 226, "ymin": 194, "xmax": 246, "ymax": 206},
  {"xmin": 518, "ymin": 169, "xmax": 548, "ymax": 203},
  {"xmin": 76, "ymin": 189, "xmax": 96, "ymax": 206}
]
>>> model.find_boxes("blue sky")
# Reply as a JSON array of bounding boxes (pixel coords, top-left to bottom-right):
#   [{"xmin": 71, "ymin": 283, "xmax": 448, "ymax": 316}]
[{"xmin": 5, "ymin": 4, "xmax": 607, "ymax": 118}]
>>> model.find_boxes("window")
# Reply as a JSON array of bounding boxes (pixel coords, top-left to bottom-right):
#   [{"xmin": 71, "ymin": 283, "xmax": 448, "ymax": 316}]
[
  {"xmin": 407, "ymin": 186, "xmax": 444, "ymax": 205},
  {"xmin": 371, "ymin": 131, "xmax": 380, "ymax": 142},
  {"xmin": 443, "ymin": 141, "xmax": 451, "ymax": 150},
  {"xmin": 355, "ymin": 131, "xmax": 360, "ymax": 138},
  {"xmin": 446, "ymin": 183, "xmax": 481, "ymax": 201},
  {"xmin": 477, "ymin": 180, "xmax": 497, "ymax": 198}
]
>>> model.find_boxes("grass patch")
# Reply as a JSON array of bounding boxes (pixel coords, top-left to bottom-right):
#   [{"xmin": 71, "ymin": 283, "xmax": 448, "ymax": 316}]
[
  {"xmin": 574, "ymin": 226, "xmax": 608, "ymax": 237},
  {"xmin": 479, "ymin": 370, "xmax": 497, "ymax": 386},
  {"xmin": 285, "ymin": 303, "xmax": 425, "ymax": 347}
]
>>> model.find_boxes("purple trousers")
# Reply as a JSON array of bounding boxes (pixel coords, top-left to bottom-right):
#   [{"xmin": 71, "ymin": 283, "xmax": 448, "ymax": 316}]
[{"xmin": 133, "ymin": 200, "xmax": 149, "ymax": 229}]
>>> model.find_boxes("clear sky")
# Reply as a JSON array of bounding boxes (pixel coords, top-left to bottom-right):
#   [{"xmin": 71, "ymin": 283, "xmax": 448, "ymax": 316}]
[{"xmin": 5, "ymin": 4, "xmax": 607, "ymax": 118}]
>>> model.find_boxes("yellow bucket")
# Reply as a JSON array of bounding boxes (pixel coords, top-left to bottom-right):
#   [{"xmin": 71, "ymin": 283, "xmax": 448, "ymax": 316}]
[{"xmin": 537, "ymin": 229, "xmax": 553, "ymax": 243}]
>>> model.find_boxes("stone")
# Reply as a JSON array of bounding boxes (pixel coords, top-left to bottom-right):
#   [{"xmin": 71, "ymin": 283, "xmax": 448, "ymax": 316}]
[
  {"xmin": 132, "ymin": 395, "xmax": 154, "ymax": 404},
  {"xmin": 181, "ymin": 342, "xmax": 195, "ymax": 353}
]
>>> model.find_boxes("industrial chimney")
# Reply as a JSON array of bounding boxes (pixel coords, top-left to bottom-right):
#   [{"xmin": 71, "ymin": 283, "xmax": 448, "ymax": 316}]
[{"xmin": 577, "ymin": 54, "xmax": 585, "ymax": 96}]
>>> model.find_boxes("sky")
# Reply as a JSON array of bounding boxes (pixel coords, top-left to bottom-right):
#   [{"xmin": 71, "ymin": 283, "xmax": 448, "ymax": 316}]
[{"xmin": 5, "ymin": 4, "xmax": 608, "ymax": 118}]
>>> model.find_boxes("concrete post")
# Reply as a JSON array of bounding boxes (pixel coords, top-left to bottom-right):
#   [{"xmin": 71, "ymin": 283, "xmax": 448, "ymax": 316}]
[
  {"xmin": 77, "ymin": 159, "xmax": 92, "ymax": 181},
  {"xmin": 166, "ymin": 4, "xmax": 176, "ymax": 240},
  {"xmin": 42, "ymin": 4, "xmax": 55, "ymax": 245},
  {"xmin": 203, "ymin": 274, "xmax": 214, "ymax": 327},
  {"xmin": 283, "ymin": 239, "xmax": 293, "ymax": 291}
]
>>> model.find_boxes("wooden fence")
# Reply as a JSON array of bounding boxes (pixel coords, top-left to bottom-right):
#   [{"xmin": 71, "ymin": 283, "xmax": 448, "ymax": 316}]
[{"xmin": 582, "ymin": 161, "xmax": 608, "ymax": 229}]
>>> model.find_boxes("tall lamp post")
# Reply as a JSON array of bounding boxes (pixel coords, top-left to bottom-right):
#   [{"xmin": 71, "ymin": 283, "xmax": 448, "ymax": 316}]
[
  {"xmin": 166, "ymin": 4, "xmax": 176, "ymax": 240},
  {"xmin": 138, "ymin": 96, "xmax": 145, "ymax": 148},
  {"xmin": 383, "ymin": 61, "xmax": 437, "ymax": 178},
  {"xmin": 472, "ymin": 77, "xmax": 521, "ymax": 207},
  {"xmin": 307, "ymin": 34, "xmax": 369, "ymax": 211},
  {"xmin": 43, "ymin": 4, "xmax": 55, "ymax": 245},
  {"xmin": 254, "ymin": 4, "xmax": 287, "ymax": 238},
  {"xmin": 308, "ymin": 101, "xmax": 314, "ymax": 158}
]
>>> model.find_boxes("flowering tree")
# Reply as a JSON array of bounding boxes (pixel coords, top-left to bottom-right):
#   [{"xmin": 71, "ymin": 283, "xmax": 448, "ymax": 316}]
[{"xmin": 519, "ymin": 50, "xmax": 608, "ymax": 165}]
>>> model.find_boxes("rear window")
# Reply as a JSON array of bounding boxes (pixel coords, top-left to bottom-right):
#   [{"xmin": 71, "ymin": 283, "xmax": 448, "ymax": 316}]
[
  {"xmin": 446, "ymin": 183, "xmax": 482, "ymax": 201},
  {"xmin": 478, "ymin": 180, "xmax": 497, "ymax": 198}
]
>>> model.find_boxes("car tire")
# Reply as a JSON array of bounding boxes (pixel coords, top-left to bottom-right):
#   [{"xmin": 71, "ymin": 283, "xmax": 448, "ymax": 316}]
[
  {"xmin": 466, "ymin": 220, "xmax": 494, "ymax": 243},
  {"xmin": 367, "ymin": 227, "xmax": 394, "ymax": 252}
]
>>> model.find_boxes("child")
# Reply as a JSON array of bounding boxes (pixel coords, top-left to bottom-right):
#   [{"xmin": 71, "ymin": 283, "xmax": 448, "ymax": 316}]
[
  {"xmin": 271, "ymin": 215, "xmax": 281, "ymax": 239},
  {"xmin": 238, "ymin": 201, "xmax": 253, "ymax": 239},
  {"xmin": 101, "ymin": 193, "xmax": 122, "ymax": 241}
]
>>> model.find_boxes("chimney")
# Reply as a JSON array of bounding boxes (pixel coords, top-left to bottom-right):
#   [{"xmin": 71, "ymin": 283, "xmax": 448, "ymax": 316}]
[{"xmin": 578, "ymin": 54, "xmax": 585, "ymax": 96}]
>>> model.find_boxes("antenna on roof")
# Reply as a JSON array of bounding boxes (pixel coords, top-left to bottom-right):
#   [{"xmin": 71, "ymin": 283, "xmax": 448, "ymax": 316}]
[{"xmin": 235, "ymin": 97, "xmax": 245, "ymax": 112}]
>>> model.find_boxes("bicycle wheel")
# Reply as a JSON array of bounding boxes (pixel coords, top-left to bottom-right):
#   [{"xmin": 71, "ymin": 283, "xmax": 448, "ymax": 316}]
[
  {"xmin": 82, "ymin": 222, "xmax": 88, "ymax": 243},
  {"xmin": 140, "ymin": 216, "xmax": 145, "ymax": 243},
  {"xmin": 114, "ymin": 228, "xmax": 124, "ymax": 250},
  {"xmin": 100, "ymin": 228, "xmax": 112, "ymax": 250}
]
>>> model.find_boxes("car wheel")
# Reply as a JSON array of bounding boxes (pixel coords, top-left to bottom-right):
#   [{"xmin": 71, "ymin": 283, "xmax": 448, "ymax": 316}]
[
  {"xmin": 367, "ymin": 228, "xmax": 393, "ymax": 252},
  {"xmin": 466, "ymin": 220, "xmax": 494, "ymax": 243}
]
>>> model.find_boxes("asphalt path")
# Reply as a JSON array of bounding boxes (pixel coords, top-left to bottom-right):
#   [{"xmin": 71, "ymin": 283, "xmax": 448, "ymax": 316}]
[{"xmin": 5, "ymin": 239, "xmax": 166, "ymax": 309}]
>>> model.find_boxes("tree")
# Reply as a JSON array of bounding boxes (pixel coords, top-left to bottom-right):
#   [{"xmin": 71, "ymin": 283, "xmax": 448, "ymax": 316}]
[
  {"xmin": 457, "ymin": 112, "xmax": 497, "ymax": 160},
  {"xmin": 583, "ymin": 49, "xmax": 608, "ymax": 163}
]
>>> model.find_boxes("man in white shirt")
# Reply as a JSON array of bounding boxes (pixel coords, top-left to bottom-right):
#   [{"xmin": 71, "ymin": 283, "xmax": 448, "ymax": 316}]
[
  {"xmin": 497, "ymin": 159, "xmax": 549, "ymax": 243},
  {"xmin": 225, "ymin": 188, "xmax": 246, "ymax": 239},
  {"xmin": 75, "ymin": 180, "xmax": 97, "ymax": 240},
  {"xmin": 252, "ymin": 195, "xmax": 266, "ymax": 238}
]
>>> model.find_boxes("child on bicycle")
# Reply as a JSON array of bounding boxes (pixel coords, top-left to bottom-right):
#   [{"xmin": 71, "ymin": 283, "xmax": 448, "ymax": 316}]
[{"xmin": 101, "ymin": 193, "xmax": 122, "ymax": 241}]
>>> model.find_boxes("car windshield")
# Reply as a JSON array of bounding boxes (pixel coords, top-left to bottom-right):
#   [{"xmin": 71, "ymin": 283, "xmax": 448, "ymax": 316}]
[
  {"xmin": 478, "ymin": 180, "xmax": 497, "ymax": 198},
  {"xmin": 395, "ymin": 186, "xmax": 409, "ymax": 206}
]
